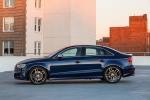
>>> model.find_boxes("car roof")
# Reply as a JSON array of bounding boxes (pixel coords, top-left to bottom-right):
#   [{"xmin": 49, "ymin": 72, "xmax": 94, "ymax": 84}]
[{"xmin": 68, "ymin": 45, "xmax": 103, "ymax": 47}]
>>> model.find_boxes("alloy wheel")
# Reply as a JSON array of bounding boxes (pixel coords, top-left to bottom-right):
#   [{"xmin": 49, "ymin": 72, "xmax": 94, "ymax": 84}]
[
  {"xmin": 29, "ymin": 67, "xmax": 47, "ymax": 85},
  {"xmin": 104, "ymin": 66, "xmax": 122, "ymax": 83}
]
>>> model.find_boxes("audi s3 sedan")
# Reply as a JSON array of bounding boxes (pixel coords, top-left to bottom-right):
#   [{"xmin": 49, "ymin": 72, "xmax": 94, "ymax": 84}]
[{"xmin": 14, "ymin": 45, "xmax": 135, "ymax": 85}]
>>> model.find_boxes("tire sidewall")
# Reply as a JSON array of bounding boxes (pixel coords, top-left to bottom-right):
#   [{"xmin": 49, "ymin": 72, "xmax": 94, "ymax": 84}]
[
  {"xmin": 104, "ymin": 66, "xmax": 122, "ymax": 83},
  {"xmin": 29, "ymin": 67, "xmax": 47, "ymax": 85}
]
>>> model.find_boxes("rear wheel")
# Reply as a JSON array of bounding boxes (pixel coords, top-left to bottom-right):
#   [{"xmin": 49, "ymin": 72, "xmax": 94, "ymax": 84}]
[
  {"xmin": 104, "ymin": 66, "xmax": 122, "ymax": 83},
  {"xmin": 29, "ymin": 67, "xmax": 47, "ymax": 85}
]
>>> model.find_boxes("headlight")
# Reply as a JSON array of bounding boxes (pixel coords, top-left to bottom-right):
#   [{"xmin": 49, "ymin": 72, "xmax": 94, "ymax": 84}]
[{"xmin": 16, "ymin": 64, "xmax": 26, "ymax": 68}]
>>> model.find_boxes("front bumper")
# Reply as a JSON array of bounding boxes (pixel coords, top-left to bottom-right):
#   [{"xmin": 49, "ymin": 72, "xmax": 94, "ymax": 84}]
[
  {"xmin": 14, "ymin": 73, "xmax": 26, "ymax": 80},
  {"xmin": 14, "ymin": 67, "xmax": 28, "ymax": 80}
]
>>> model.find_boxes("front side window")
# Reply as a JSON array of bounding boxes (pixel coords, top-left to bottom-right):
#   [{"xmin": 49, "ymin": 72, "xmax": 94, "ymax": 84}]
[
  {"xmin": 3, "ymin": 17, "xmax": 14, "ymax": 32},
  {"xmin": 35, "ymin": 18, "xmax": 42, "ymax": 32},
  {"xmin": 61, "ymin": 47, "xmax": 82, "ymax": 58},
  {"xmin": 35, "ymin": 0, "xmax": 41, "ymax": 9},
  {"xmin": 4, "ymin": 0, "xmax": 14, "ymax": 7},
  {"xmin": 34, "ymin": 42, "xmax": 41, "ymax": 55},
  {"xmin": 3, "ymin": 41, "xmax": 14, "ymax": 56}
]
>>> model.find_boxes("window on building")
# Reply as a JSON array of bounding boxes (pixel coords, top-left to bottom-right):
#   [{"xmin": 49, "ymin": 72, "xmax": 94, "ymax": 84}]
[
  {"xmin": 35, "ymin": 0, "xmax": 41, "ymax": 9},
  {"xmin": 4, "ymin": 0, "xmax": 14, "ymax": 7},
  {"xmin": 34, "ymin": 42, "xmax": 41, "ymax": 55},
  {"xmin": 35, "ymin": 18, "xmax": 42, "ymax": 32},
  {"xmin": 3, "ymin": 17, "xmax": 14, "ymax": 32},
  {"xmin": 3, "ymin": 41, "xmax": 14, "ymax": 56}
]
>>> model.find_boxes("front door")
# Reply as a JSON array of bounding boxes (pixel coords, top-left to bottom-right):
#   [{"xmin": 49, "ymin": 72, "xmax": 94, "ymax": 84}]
[{"xmin": 50, "ymin": 47, "xmax": 82, "ymax": 79}]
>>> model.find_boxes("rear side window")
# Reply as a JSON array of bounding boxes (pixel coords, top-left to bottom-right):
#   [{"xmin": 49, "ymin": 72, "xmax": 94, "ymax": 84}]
[
  {"xmin": 85, "ymin": 47, "xmax": 113, "ymax": 56},
  {"xmin": 86, "ymin": 48, "xmax": 97, "ymax": 56}
]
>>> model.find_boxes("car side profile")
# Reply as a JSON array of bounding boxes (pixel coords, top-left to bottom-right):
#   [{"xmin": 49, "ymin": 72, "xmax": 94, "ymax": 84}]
[{"xmin": 14, "ymin": 45, "xmax": 135, "ymax": 85}]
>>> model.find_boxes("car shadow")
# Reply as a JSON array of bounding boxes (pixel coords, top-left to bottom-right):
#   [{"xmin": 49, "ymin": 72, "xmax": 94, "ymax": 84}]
[{"xmin": 14, "ymin": 79, "xmax": 133, "ymax": 85}]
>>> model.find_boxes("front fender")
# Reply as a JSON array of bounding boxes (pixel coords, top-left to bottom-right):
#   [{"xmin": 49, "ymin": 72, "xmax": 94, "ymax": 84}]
[
  {"xmin": 26, "ymin": 62, "xmax": 50, "ymax": 71},
  {"xmin": 24, "ymin": 62, "xmax": 51, "ymax": 80}
]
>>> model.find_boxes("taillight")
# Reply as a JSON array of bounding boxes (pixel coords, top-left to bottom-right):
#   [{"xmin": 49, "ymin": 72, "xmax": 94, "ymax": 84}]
[{"xmin": 128, "ymin": 57, "xmax": 132, "ymax": 62}]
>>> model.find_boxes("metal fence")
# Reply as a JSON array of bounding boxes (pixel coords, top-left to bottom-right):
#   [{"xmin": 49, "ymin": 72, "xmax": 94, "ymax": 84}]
[{"xmin": 124, "ymin": 52, "xmax": 150, "ymax": 56}]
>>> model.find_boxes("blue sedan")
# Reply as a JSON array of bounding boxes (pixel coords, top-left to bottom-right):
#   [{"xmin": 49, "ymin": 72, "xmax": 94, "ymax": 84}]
[{"xmin": 14, "ymin": 45, "xmax": 135, "ymax": 84}]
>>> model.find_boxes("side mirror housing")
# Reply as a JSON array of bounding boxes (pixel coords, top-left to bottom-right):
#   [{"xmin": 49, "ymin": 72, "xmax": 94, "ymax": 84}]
[{"xmin": 57, "ymin": 54, "xmax": 63, "ymax": 59}]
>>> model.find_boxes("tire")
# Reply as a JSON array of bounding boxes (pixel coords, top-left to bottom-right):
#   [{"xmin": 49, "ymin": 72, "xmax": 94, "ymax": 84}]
[
  {"xmin": 104, "ymin": 66, "xmax": 122, "ymax": 83},
  {"xmin": 29, "ymin": 67, "xmax": 47, "ymax": 85}
]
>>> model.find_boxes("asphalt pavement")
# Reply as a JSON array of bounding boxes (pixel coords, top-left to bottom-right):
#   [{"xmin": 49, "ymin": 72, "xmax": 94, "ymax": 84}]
[{"xmin": 0, "ymin": 66, "xmax": 150, "ymax": 100}]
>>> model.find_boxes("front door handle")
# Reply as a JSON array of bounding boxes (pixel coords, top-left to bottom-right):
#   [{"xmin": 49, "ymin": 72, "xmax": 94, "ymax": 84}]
[
  {"xmin": 75, "ymin": 61, "xmax": 80, "ymax": 64},
  {"xmin": 100, "ymin": 60, "xmax": 105, "ymax": 63}
]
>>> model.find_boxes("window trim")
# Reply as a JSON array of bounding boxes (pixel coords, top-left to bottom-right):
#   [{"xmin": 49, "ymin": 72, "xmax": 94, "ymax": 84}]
[
  {"xmin": 35, "ymin": 0, "xmax": 41, "ymax": 9},
  {"xmin": 53, "ymin": 47, "xmax": 82, "ymax": 59},
  {"xmin": 3, "ymin": 0, "xmax": 15, "ymax": 8},
  {"xmin": 34, "ymin": 41, "xmax": 41, "ymax": 55},
  {"xmin": 52, "ymin": 46, "xmax": 114, "ymax": 59},
  {"xmin": 83, "ymin": 46, "xmax": 114, "ymax": 57},
  {"xmin": 3, "ymin": 17, "xmax": 14, "ymax": 32},
  {"xmin": 3, "ymin": 41, "xmax": 14, "ymax": 56},
  {"xmin": 35, "ymin": 17, "xmax": 42, "ymax": 32}
]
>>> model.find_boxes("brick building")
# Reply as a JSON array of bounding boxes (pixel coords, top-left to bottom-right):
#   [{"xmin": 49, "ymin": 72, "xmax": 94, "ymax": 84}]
[
  {"xmin": 0, "ymin": 0, "xmax": 96, "ymax": 56},
  {"xmin": 0, "ymin": 0, "xmax": 26, "ymax": 56},
  {"xmin": 96, "ymin": 37, "xmax": 110, "ymax": 47},
  {"xmin": 97, "ymin": 14, "xmax": 149, "ymax": 53}
]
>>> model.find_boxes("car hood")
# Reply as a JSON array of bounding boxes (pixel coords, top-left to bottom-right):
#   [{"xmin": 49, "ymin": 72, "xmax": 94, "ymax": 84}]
[{"xmin": 17, "ymin": 57, "xmax": 50, "ymax": 64}]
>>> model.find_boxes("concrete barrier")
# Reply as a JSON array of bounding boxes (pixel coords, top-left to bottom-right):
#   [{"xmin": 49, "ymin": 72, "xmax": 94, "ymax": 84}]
[
  {"xmin": 133, "ymin": 56, "xmax": 150, "ymax": 66},
  {"xmin": 0, "ymin": 56, "xmax": 40, "ymax": 72},
  {"xmin": 0, "ymin": 56, "xmax": 149, "ymax": 72}
]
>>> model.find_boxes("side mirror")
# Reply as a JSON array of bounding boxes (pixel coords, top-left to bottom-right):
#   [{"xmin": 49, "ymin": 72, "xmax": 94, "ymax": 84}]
[{"xmin": 57, "ymin": 54, "xmax": 63, "ymax": 59}]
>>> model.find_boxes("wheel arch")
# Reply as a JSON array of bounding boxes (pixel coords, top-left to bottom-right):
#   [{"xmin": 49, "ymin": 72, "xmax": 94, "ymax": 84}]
[
  {"xmin": 103, "ymin": 65, "xmax": 123, "ymax": 77},
  {"xmin": 26, "ymin": 65, "xmax": 49, "ymax": 80}
]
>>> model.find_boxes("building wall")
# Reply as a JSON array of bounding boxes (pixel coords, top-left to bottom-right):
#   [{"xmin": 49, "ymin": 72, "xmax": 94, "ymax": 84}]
[
  {"xmin": 43, "ymin": 0, "xmax": 96, "ymax": 54},
  {"xmin": 110, "ymin": 14, "xmax": 148, "ymax": 52},
  {"xmin": 0, "ymin": 0, "xmax": 96, "ymax": 56},
  {"xmin": 43, "ymin": 0, "xmax": 71, "ymax": 53},
  {"xmin": 96, "ymin": 42, "xmax": 110, "ymax": 47},
  {"xmin": 26, "ymin": 0, "xmax": 45, "ymax": 56},
  {"xmin": 0, "ymin": 0, "xmax": 26, "ymax": 56},
  {"xmin": 102, "ymin": 37, "xmax": 110, "ymax": 43},
  {"xmin": 70, "ymin": 0, "xmax": 96, "ymax": 45}
]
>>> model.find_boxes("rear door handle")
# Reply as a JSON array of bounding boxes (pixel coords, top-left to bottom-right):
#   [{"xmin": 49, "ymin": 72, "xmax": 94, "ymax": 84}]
[
  {"xmin": 75, "ymin": 61, "xmax": 80, "ymax": 64},
  {"xmin": 100, "ymin": 60, "xmax": 105, "ymax": 63}
]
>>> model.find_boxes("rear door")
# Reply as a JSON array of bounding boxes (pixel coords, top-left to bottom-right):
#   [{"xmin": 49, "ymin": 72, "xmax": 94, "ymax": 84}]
[{"xmin": 77, "ymin": 47, "xmax": 112, "ymax": 77}]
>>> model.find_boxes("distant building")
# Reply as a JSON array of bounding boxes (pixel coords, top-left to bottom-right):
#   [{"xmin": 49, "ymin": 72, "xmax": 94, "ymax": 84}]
[
  {"xmin": 96, "ymin": 37, "xmax": 110, "ymax": 47},
  {"xmin": 0, "ymin": 0, "xmax": 96, "ymax": 56},
  {"xmin": 97, "ymin": 14, "xmax": 149, "ymax": 54}
]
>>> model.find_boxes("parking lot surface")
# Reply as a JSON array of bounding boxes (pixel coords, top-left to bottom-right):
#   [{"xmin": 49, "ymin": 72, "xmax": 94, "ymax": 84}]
[{"xmin": 0, "ymin": 66, "xmax": 150, "ymax": 100}]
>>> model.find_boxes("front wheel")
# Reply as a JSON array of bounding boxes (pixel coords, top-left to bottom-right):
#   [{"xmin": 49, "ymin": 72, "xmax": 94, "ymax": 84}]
[
  {"xmin": 104, "ymin": 66, "xmax": 122, "ymax": 83},
  {"xmin": 29, "ymin": 67, "xmax": 47, "ymax": 85}
]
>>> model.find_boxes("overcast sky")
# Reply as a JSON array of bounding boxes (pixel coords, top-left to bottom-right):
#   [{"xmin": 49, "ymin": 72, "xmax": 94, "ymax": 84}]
[{"xmin": 96, "ymin": 0, "xmax": 150, "ymax": 40}]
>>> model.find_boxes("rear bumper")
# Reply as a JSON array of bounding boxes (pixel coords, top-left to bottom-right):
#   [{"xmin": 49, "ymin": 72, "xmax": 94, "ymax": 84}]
[{"xmin": 122, "ymin": 65, "xmax": 135, "ymax": 77}]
